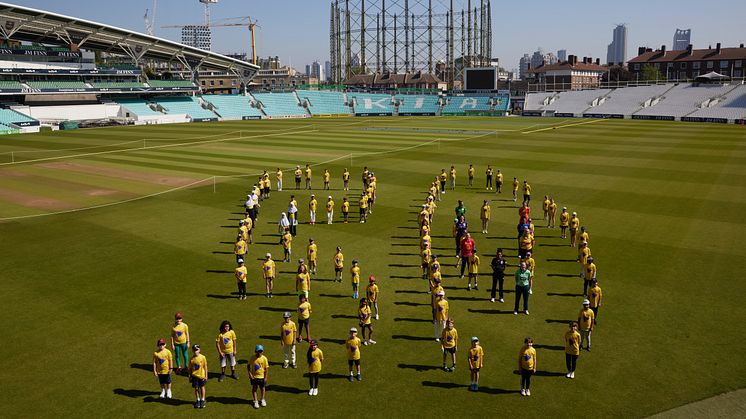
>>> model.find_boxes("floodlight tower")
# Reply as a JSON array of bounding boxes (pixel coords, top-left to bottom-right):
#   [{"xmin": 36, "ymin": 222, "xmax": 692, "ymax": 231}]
[{"xmin": 200, "ymin": 0, "xmax": 219, "ymax": 26}]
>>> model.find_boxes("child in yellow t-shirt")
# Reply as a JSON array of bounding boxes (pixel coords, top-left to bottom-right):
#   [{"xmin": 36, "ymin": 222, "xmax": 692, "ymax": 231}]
[
  {"xmin": 306, "ymin": 340, "xmax": 324, "ymax": 395},
  {"xmin": 153, "ymin": 338, "xmax": 173, "ymax": 399}
]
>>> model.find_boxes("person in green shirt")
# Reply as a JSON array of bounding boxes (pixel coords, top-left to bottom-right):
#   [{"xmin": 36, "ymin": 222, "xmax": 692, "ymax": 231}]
[
  {"xmin": 514, "ymin": 261, "xmax": 532, "ymax": 315},
  {"xmin": 454, "ymin": 200, "xmax": 466, "ymax": 218}
]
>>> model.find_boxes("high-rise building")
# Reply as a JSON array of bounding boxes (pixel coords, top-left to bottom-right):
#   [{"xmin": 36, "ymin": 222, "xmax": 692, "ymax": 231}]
[
  {"xmin": 557, "ymin": 49, "xmax": 567, "ymax": 62},
  {"xmin": 305, "ymin": 64, "xmax": 312, "ymax": 77},
  {"xmin": 673, "ymin": 29, "xmax": 692, "ymax": 50},
  {"xmin": 311, "ymin": 61, "xmax": 324, "ymax": 82},
  {"xmin": 606, "ymin": 24, "xmax": 627, "ymax": 65},
  {"xmin": 324, "ymin": 61, "xmax": 332, "ymax": 82},
  {"xmin": 518, "ymin": 53, "xmax": 531, "ymax": 80},
  {"xmin": 181, "ymin": 25, "xmax": 211, "ymax": 51}
]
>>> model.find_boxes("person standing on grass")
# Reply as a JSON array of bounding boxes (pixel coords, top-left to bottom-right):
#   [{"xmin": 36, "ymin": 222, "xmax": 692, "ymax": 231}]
[
  {"xmin": 468, "ymin": 251, "xmax": 480, "ymax": 291},
  {"xmin": 564, "ymin": 321, "xmax": 581, "ymax": 379},
  {"xmin": 559, "ymin": 207, "xmax": 570, "ymax": 238},
  {"xmin": 216, "ymin": 320, "xmax": 238, "ymax": 382},
  {"xmin": 346, "ymin": 327, "xmax": 363, "ymax": 381},
  {"xmin": 263, "ymin": 172, "xmax": 271, "ymax": 199},
  {"xmin": 588, "ymin": 279, "xmax": 603, "ymax": 324},
  {"xmin": 334, "ymin": 246, "xmax": 344, "ymax": 282},
  {"xmin": 235, "ymin": 259, "xmax": 248, "ymax": 300},
  {"xmin": 153, "ymin": 338, "xmax": 173, "ymax": 399},
  {"xmin": 362, "ymin": 166, "xmax": 370, "ymax": 189},
  {"xmin": 358, "ymin": 193, "xmax": 368, "ymax": 223},
  {"xmin": 239, "ymin": 219, "xmax": 249, "ymax": 244},
  {"xmin": 453, "ymin": 215, "xmax": 468, "ymax": 256},
  {"xmin": 439, "ymin": 169, "xmax": 448, "ymax": 194},
  {"xmin": 480, "ymin": 200, "xmax": 491, "ymax": 234},
  {"xmin": 455, "ymin": 200, "xmax": 467, "ymax": 219},
  {"xmin": 468, "ymin": 336, "xmax": 484, "ymax": 391},
  {"xmin": 496, "ymin": 169, "xmax": 504, "ymax": 194},
  {"xmin": 296, "ymin": 264, "xmax": 311, "ymax": 299},
  {"xmin": 188, "ymin": 344, "xmax": 207, "ymax": 409},
  {"xmin": 468, "ymin": 164, "xmax": 475, "ymax": 187},
  {"xmin": 359, "ymin": 297, "xmax": 375, "ymax": 345},
  {"xmin": 171, "ymin": 312, "xmax": 190, "ymax": 375},
  {"xmin": 305, "ymin": 164, "xmax": 312, "ymax": 190},
  {"xmin": 519, "ymin": 202, "xmax": 531, "ymax": 224},
  {"xmin": 262, "ymin": 253, "xmax": 276, "ymax": 298},
  {"xmin": 449, "ymin": 165, "xmax": 457, "ymax": 191},
  {"xmin": 323, "ymin": 169, "xmax": 331, "ymax": 190},
  {"xmin": 294, "ymin": 166, "xmax": 302, "ymax": 190},
  {"xmin": 234, "ymin": 234, "xmax": 247, "ymax": 265},
  {"xmin": 485, "ymin": 165, "xmax": 493, "ymax": 190},
  {"xmin": 518, "ymin": 229, "xmax": 535, "ymax": 260},
  {"xmin": 582, "ymin": 255, "xmax": 596, "ymax": 296},
  {"xmin": 522, "ymin": 180, "xmax": 532, "ymax": 205},
  {"xmin": 514, "ymin": 261, "xmax": 532, "ymax": 315},
  {"xmin": 242, "ymin": 212, "xmax": 254, "ymax": 244},
  {"xmin": 578, "ymin": 299, "xmax": 595, "ymax": 351},
  {"xmin": 248, "ymin": 345, "xmax": 269, "ymax": 409},
  {"xmin": 308, "ymin": 194, "xmax": 317, "ymax": 225},
  {"xmin": 343, "ymin": 168, "xmax": 350, "ymax": 191},
  {"xmin": 326, "ymin": 196, "xmax": 334, "ymax": 224},
  {"xmin": 512, "ymin": 177, "xmax": 519, "ymax": 202},
  {"xmin": 297, "ymin": 294, "xmax": 312, "ymax": 342},
  {"xmin": 276, "ymin": 167, "xmax": 283, "ymax": 191},
  {"xmin": 459, "ymin": 232, "xmax": 476, "ymax": 283},
  {"xmin": 288, "ymin": 196, "xmax": 298, "ymax": 236},
  {"xmin": 548, "ymin": 198, "xmax": 557, "ymax": 228},
  {"xmin": 280, "ymin": 312, "xmax": 297, "ymax": 369},
  {"xmin": 366, "ymin": 276, "xmax": 380, "ymax": 320},
  {"xmin": 342, "ymin": 197, "xmax": 350, "ymax": 223},
  {"xmin": 421, "ymin": 246, "xmax": 433, "ymax": 279},
  {"xmin": 441, "ymin": 319, "xmax": 458, "ymax": 372},
  {"xmin": 518, "ymin": 337, "xmax": 537, "ymax": 396},
  {"xmin": 490, "ymin": 248, "xmax": 507, "ymax": 303},
  {"xmin": 433, "ymin": 291, "xmax": 449, "ymax": 341},
  {"xmin": 307, "ymin": 340, "xmax": 324, "ymax": 396},
  {"xmin": 525, "ymin": 252, "xmax": 536, "ymax": 295},
  {"xmin": 307, "ymin": 238, "xmax": 318, "ymax": 275},
  {"xmin": 569, "ymin": 212, "xmax": 580, "ymax": 247},
  {"xmin": 350, "ymin": 260, "xmax": 361, "ymax": 299},
  {"xmin": 278, "ymin": 212, "xmax": 290, "ymax": 233}
]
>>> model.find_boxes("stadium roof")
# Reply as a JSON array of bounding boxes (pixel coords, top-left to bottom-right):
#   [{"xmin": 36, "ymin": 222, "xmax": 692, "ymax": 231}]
[{"xmin": 0, "ymin": 2, "xmax": 258, "ymax": 78}]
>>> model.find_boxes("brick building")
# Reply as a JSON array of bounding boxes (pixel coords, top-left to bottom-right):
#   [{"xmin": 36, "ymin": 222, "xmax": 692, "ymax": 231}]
[
  {"xmin": 527, "ymin": 56, "xmax": 606, "ymax": 90},
  {"xmin": 628, "ymin": 43, "xmax": 746, "ymax": 80}
]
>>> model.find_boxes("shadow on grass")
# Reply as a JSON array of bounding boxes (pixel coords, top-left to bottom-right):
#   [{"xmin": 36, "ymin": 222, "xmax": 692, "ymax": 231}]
[
  {"xmin": 220, "ymin": 225, "xmax": 236, "ymax": 229},
  {"xmin": 395, "ymin": 290, "xmax": 427, "ymax": 294},
  {"xmin": 331, "ymin": 314, "xmax": 358, "ymax": 319},
  {"xmin": 467, "ymin": 308, "xmax": 516, "ymax": 315},
  {"xmin": 421, "ymin": 381, "xmax": 519, "ymax": 394},
  {"xmin": 540, "ymin": 243, "xmax": 571, "ymax": 248},
  {"xmin": 129, "ymin": 363, "xmax": 152, "ymax": 372},
  {"xmin": 266, "ymin": 385, "xmax": 306, "ymax": 394},
  {"xmin": 391, "ymin": 243, "xmax": 414, "ymax": 247},
  {"xmin": 390, "ymin": 235, "xmax": 418, "ymax": 240},
  {"xmin": 206, "ymin": 269, "xmax": 234, "ymax": 274},
  {"xmin": 533, "ymin": 344, "xmax": 564, "ymax": 351},
  {"xmin": 394, "ymin": 317, "xmax": 432, "ymax": 323},
  {"xmin": 547, "ymin": 292, "xmax": 583, "ymax": 297},
  {"xmin": 255, "ymin": 241, "xmax": 278, "ymax": 246},
  {"xmin": 546, "ymin": 258, "xmax": 576, "ymax": 263},
  {"xmin": 448, "ymin": 296, "xmax": 482, "ymax": 302},
  {"xmin": 392, "ymin": 335, "xmax": 433, "ymax": 341},
  {"xmin": 394, "ymin": 301, "xmax": 429, "ymax": 307},
  {"xmin": 219, "ymin": 241, "xmax": 235, "ymax": 245},
  {"xmin": 545, "ymin": 319, "xmax": 572, "ymax": 324},
  {"xmin": 258, "ymin": 306, "xmax": 293, "ymax": 312},
  {"xmin": 143, "ymin": 396, "xmax": 194, "ymax": 405},
  {"xmin": 396, "ymin": 226, "xmax": 419, "ymax": 230},
  {"xmin": 113, "ymin": 388, "xmax": 158, "ymax": 398},
  {"xmin": 511, "ymin": 369, "xmax": 566, "ymax": 377},
  {"xmin": 206, "ymin": 395, "xmax": 251, "ymax": 405},
  {"xmin": 547, "ymin": 273, "xmax": 578, "ymax": 278},
  {"xmin": 389, "ymin": 252, "xmax": 415, "ymax": 256},
  {"xmin": 320, "ymin": 338, "xmax": 346, "ymax": 345},
  {"xmin": 319, "ymin": 293, "xmax": 351, "ymax": 299},
  {"xmin": 391, "ymin": 275, "xmax": 422, "ymax": 279},
  {"xmin": 212, "ymin": 251, "xmax": 234, "ymax": 255},
  {"xmin": 398, "ymin": 363, "xmax": 440, "ymax": 372},
  {"xmin": 319, "ymin": 373, "xmax": 350, "ymax": 379},
  {"xmin": 388, "ymin": 263, "xmax": 420, "ymax": 268},
  {"xmin": 258, "ymin": 335, "xmax": 281, "ymax": 341}
]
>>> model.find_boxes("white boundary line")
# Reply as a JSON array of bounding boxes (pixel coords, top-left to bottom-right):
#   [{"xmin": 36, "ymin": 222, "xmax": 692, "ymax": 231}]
[{"xmin": 521, "ymin": 118, "xmax": 606, "ymax": 134}]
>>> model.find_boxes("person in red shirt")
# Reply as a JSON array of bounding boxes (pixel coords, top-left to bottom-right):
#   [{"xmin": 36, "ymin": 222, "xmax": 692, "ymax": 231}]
[
  {"xmin": 518, "ymin": 202, "xmax": 531, "ymax": 224},
  {"xmin": 459, "ymin": 232, "xmax": 476, "ymax": 281}
]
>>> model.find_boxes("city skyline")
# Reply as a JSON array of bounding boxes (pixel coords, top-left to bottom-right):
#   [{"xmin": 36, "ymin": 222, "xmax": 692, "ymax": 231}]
[{"xmin": 12, "ymin": 0, "xmax": 746, "ymax": 74}]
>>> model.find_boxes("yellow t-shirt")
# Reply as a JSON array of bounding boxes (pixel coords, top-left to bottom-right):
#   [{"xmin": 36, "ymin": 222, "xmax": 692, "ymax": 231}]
[
  {"xmin": 421, "ymin": 248, "xmax": 432, "ymax": 264},
  {"xmin": 334, "ymin": 252, "xmax": 344, "ymax": 269},
  {"xmin": 519, "ymin": 346, "xmax": 536, "ymax": 370},
  {"xmin": 324, "ymin": 172, "xmax": 330, "ymax": 182},
  {"xmin": 281, "ymin": 321, "xmax": 297, "ymax": 345},
  {"xmin": 153, "ymin": 349, "xmax": 172, "ymax": 374},
  {"xmin": 526, "ymin": 257, "xmax": 536, "ymax": 274},
  {"xmin": 469, "ymin": 345, "xmax": 484, "ymax": 368},
  {"xmin": 496, "ymin": 172, "xmax": 503, "ymax": 183},
  {"xmin": 560, "ymin": 212, "xmax": 570, "ymax": 227},
  {"xmin": 512, "ymin": 179, "xmax": 519, "ymax": 191},
  {"xmin": 276, "ymin": 170, "xmax": 282, "ymax": 180},
  {"xmin": 262, "ymin": 260, "xmax": 276, "ymax": 278},
  {"xmin": 578, "ymin": 231, "xmax": 589, "ymax": 244},
  {"xmin": 486, "ymin": 168, "xmax": 493, "ymax": 176},
  {"xmin": 523, "ymin": 183, "xmax": 531, "ymax": 195},
  {"xmin": 234, "ymin": 240, "xmax": 247, "ymax": 255},
  {"xmin": 449, "ymin": 168, "xmax": 456, "ymax": 179},
  {"xmin": 579, "ymin": 248, "xmax": 592, "ymax": 265},
  {"xmin": 294, "ymin": 168, "xmax": 302, "ymax": 178},
  {"xmin": 359, "ymin": 197, "xmax": 368, "ymax": 209},
  {"xmin": 309, "ymin": 199, "xmax": 317, "ymax": 211},
  {"xmin": 578, "ymin": 308, "xmax": 595, "ymax": 330},
  {"xmin": 249, "ymin": 354, "xmax": 269, "ymax": 379},
  {"xmin": 543, "ymin": 199, "xmax": 551, "ymax": 211},
  {"xmin": 549, "ymin": 203, "xmax": 557, "ymax": 215},
  {"xmin": 326, "ymin": 200, "xmax": 334, "ymax": 211},
  {"xmin": 172, "ymin": 323, "xmax": 189, "ymax": 344},
  {"xmin": 468, "ymin": 167, "xmax": 475, "ymax": 178},
  {"xmin": 346, "ymin": 337, "xmax": 362, "ymax": 360},
  {"xmin": 243, "ymin": 216, "xmax": 253, "ymax": 231},
  {"xmin": 435, "ymin": 299, "xmax": 449, "ymax": 321},
  {"xmin": 298, "ymin": 301, "xmax": 312, "ymax": 320},
  {"xmin": 565, "ymin": 330, "xmax": 581, "ymax": 355},
  {"xmin": 366, "ymin": 283, "xmax": 379, "ymax": 302},
  {"xmin": 239, "ymin": 225, "xmax": 249, "ymax": 241},
  {"xmin": 296, "ymin": 272, "xmax": 310, "ymax": 291},
  {"xmin": 469, "ymin": 255, "xmax": 480, "ymax": 274},
  {"xmin": 350, "ymin": 266, "xmax": 361, "ymax": 284},
  {"xmin": 307, "ymin": 243, "xmax": 318, "ymax": 261},
  {"xmin": 421, "ymin": 234, "xmax": 431, "ymax": 251},
  {"xmin": 585, "ymin": 262, "xmax": 597, "ymax": 279},
  {"xmin": 342, "ymin": 201, "xmax": 350, "ymax": 212},
  {"xmin": 308, "ymin": 348, "xmax": 324, "ymax": 373},
  {"xmin": 439, "ymin": 172, "xmax": 447, "ymax": 182},
  {"xmin": 189, "ymin": 353, "xmax": 207, "ymax": 379},
  {"xmin": 359, "ymin": 306, "xmax": 372, "ymax": 325},
  {"xmin": 282, "ymin": 232, "xmax": 293, "ymax": 249},
  {"xmin": 441, "ymin": 327, "xmax": 458, "ymax": 349},
  {"xmin": 343, "ymin": 171, "xmax": 350, "ymax": 181},
  {"xmin": 570, "ymin": 216, "xmax": 580, "ymax": 230},
  {"xmin": 216, "ymin": 330, "xmax": 237, "ymax": 354},
  {"xmin": 588, "ymin": 285, "xmax": 602, "ymax": 308},
  {"xmin": 481, "ymin": 204, "xmax": 491, "ymax": 220},
  {"xmin": 520, "ymin": 234, "xmax": 534, "ymax": 250},
  {"xmin": 305, "ymin": 168, "xmax": 312, "ymax": 179}
]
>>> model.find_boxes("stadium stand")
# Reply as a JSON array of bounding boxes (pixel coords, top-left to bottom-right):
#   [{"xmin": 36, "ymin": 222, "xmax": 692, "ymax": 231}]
[
  {"xmin": 542, "ymin": 89, "xmax": 611, "ymax": 116},
  {"xmin": 634, "ymin": 84, "xmax": 733, "ymax": 118},
  {"xmin": 0, "ymin": 80, "xmax": 24, "ymax": 89},
  {"xmin": 493, "ymin": 95, "xmax": 511, "ymax": 113},
  {"xmin": 147, "ymin": 80, "xmax": 196, "ymax": 88},
  {"xmin": 441, "ymin": 95, "xmax": 492, "ymax": 113},
  {"xmin": 584, "ymin": 85, "xmax": 672, "ymax": 116},
  {"xmin": 116, "ymin": 98, "xmax": 163, "ymax": 116},
  {"xmin": 686, "ymin": 84, "xmax": 746, "ymax": 121},
  {"xmin": 395, "ymin": 95, "xmax": 440, "ymax": 115},
  {"xmin": 24, "ymin": 104, "xmax": 121, "ymax": 122},
  {"xmin": 25, "ymin": 80, "xmax": 90, "ymax": 89},
  {"xmin": 202, "ymin": 94, "xmax": 263, "ymax": 119},
  {"xmin": 251, "ymin": 92, "xmax": 306, "ymax": 117},
  {"xmin": 351, "ymin": 93, "xmax": 395, "ymax": 115},
  {"xmin": 154, "ymin": 96, "xmax": 218, "ymax": 121},
  {"xmin": 523, "ymin": 92, "xmax": 557, "ymax": 113},
  {"xmin": 296, "ymin": 90, "xmax": 349, "ymax": 115},
  {"xmin": 91, "ymin": 81, "xmax": 146, "ymax": 89},
  {"xmin": 0, "ymin": 108, "xmax": 37, "ymax": 130}
]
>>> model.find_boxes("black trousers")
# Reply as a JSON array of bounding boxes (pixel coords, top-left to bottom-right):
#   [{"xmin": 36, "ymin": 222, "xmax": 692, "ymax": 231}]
[
  {"xmin": 490, "ymin": 273, "xmax": 504, "ymax": 299},
  {"xmin": 237, "ymin": 282, "xmax": 246, "ymax": 298},
  {"xmin": 565, "ymin": 354, "xmax": 578, "ymax": 372},
  {"xmin": 520, "ymin": 369, "xmax": 533, "ymax": 389},
  {"xmin": 309, "ymin": 372, "xmax": 319, "ymax": 388}
]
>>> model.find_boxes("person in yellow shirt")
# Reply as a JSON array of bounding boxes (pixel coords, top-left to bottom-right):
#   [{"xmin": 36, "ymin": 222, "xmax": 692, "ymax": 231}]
[
  {"xmin": 323, "ymin": 169, "xmax": 331, "ymax": 190},
  {"xmin": 366, "ymin": 184, "xmax": 375, "ymax": 214},
  {"xmin": 359, "ymin": 298, "xmax": 375, "ymax": 345},
  {"xmin": 262, "ymin": 172, "xmax": 271, "ymax": 199},
  {"xmin": 280, "ymin": 312, "xmax": 297, "ymax": 369},
  {"xmin": 588, "ymin": 279, "xmax": 603, "ymax": 324},
  {"xmin": 239, "ymin": 219, "xmax": 249, "ymax": 243},
  {"xmin": 326, "ymin": 196, "xmax": 334, "ymax": 224},
  {"xmin": 449, "ymin": 165, "xmax": 456, "ymax": 191},
  {"xmin": 248, "ymin": 345, "xmax": 270, "ymax": 409},
  {"xmin": 519, "ymin": 229, "xmax": 535, "ymax": 259},
  {"xmin": 433, "ymin": 291, "xmax": 449, "ymax": 341},
  {"xmin": 171, "ymin": 312, "xmax": 190, "ymax": 375},
  {"xmin": 583, "ymin": 256, "xmax": 596, "ymax": 296},
  {"xmin": 234, "ymin": 234, "xmax": 247, "ymax": 265},
  {"xmin": 294, "ymin": 165, "xmax": 302, "ymax": 190},
  {"xmin": 305, "ymin": 164, "xmax": 312, "ymax": 190},
  {"xmin": 262, "ymin": 253, "xmax": 276, "ymax": 298},
  {"xmin": 281, "ymin": 228, "xmax": 293, "ymax": 263},
  {"xmin": 297, "ymin": 295, "xmax": 312, "ymax": 342},
  {"xmin": 542, "ymin": 196, "xmax": 551, "ymax": 222},
  {"xmin": 350, "ymin": 259, "xmax": 361, "ymax": 299},
  {"xmin": 485, "ymin": 165, "xmax": 493, "ymax": 190},
  {"xmin": 468, "ymin": 164, "xmax": 475, "ymax": 186},
  {"xmin": 439, "ymin": 169, "xmax": 447, "ymax": 194},
  {"xmin": 343, "ymin": 168, "xmax": 350, "ymax": 191},
  {"xmin": 153, "ymin": 338, "xmax": 173, "ymax": 399},
  {"xmin": 306, "ymin": 340, "xmax": 324, "ymax": 395},
  {"xmin": 468, "ymin": 336, "xmax": 484, "ymax": 391},
  {"xmin": 468, "ymin": 252, "xmax": 480, "ymax": 291},
  {"xmin": 216, "ymin": 320, "xmax": 238, "ymax": 382},
  {"xmin": 359, "ymin": 193, "xmax": 368, "ymax": 223},
  {"xmin": 345, "ymin": 327, "xmax": 363, "ymax": 381},
  {"xmin": 512, "ymin": 177, "xmax": 519, "ymax": 202},
  {"xmin": 496, "ymin": 169, "xmax": 504, "ymax": 193},
  {"xmin": 518, "ymin": 337, "xmax": 537, "ymax": 396},
  {"xmin": 296, "ymin": 264, "xmax": 311, "ymax": 299},
  {"xmin": 524, "ymin": 252, "xmax": 536, "ymax": 295},
  {"xmin": 366, "ymin": 276, "xmax": 380, "ymax": 320},
  {"xmin": 308, "ymin": 194, "xmax": 317, "ymax": 225},
  {"xmin": 421, "ymin": 247, "xmax": 432, "ymax": 279},
  {"xmin": 440, "ymin": 319, "xmax": 458, "ymax": 372},
  {"xmin": 418, "ymin": 204, "xmax": 430, "ymax": 227},
  {"xmin": 306, "ymin": 238, "xmax": 318, "ymax": 274},
  {"xmin": 578, "ymin": 299, "xmax": 595, "ymax": 351},
  {"xmin": 559, "ymin": 206, "xmax": 570, "ymax": 239},
  {"xmin": 430, "ymin": 181, "xmax": 440, "ymax": 202},
  {"xmin": 522, "ymin": 180, "xmax": 532, "ymax": 205},
  {"xmin": 564, "ymin": 321, "xmax": 581, "ymax": 379},
  {"xmin": 334, "ymin": 246, "xmax": 344, "ymax": 282},
  {"xmin": 480, "ymin": 200, "xmax": 491, "ymax": 234},
  {"xmin": 578, "ymin": 226, "xmax": 589, "ymax": 248},
  {"xmin": 188, "ymin": 344, "xmax": 207, "ymax": 409},
  {"xmin": 235, "ymin": 259, "xmax": 248, "ymax": 300},
  {"xmin": 242, "ymin": 213, "xmax": 254, "ymax": 243},
  {"xmin": 569, "ymin": 212, "xmax": 580, "ymax": 247},
  {"xmin": 362, "ymin": 166, "xmax": 370, "ymax": 189},
  {"xmin": 341, "ymin": 197, "xmax": 350, "ymax": 223},
  {"xmin": 276, "ymin": 167, "xmax": 283, "ymax": 191},
  {"xmin": 548, "ymin": 198, "xmax": 557, "ymax": 228}
]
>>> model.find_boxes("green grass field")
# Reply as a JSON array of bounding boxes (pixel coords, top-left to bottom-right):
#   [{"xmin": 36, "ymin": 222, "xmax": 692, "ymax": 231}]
[{"xmin": 1, "ymin": 116, "xmax": 745, "ymax": 418}]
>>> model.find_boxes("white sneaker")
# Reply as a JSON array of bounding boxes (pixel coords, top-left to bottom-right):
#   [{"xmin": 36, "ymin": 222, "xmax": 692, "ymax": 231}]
[
  {"xmin": 313, "ymin": 388, "xmax": 318, "ymax": 396},
  {"xmin": 570, "ymin": 372, "xmax": 575, "ymax": 379},
  {"xmin": 529, "ymin": 289, "xmax": 533, "ymax": 295},
  {"xmin": 308, "ymin": 389, "xmax": 314, "ymax": 396},
  {"xmin": 513, "ymin": 311, "xmax": 518, "ymax": 315},
  {"xmin": 490, "ymin": 298, "xmax": 495, "ymax": 303},
  {"xmin": 520, "ymin": 389, "xmax": 526, "ymax": 396},
  {"xmin": 435, "ymin": 338, "xmax": 440, "ymax": 342},
  {"xmin": 253, "ymin": 400, "xmax": 259, "ymax": 409},
  {"xmin": 375, "ymin": 314, "xmax": 379, "ymax": 320},
  {"xmin": 368, "ymin": 339, "xmax": 376, "ymax": 344},
  {"xmin": 525, "ymin": 310, "xmax": 529, "ymax": 315},
  {"xmin": 526, "ymin": 389, "xmax": 531, "ymax": 396},
  {"xmin": 159, "ymin": 389, "xmax": 166, "ymax": 399},
  {"xmin": 260, "ymin": 399, "xmax": 267, "ymax": 407},
  {"xmin": 363, "ymin": 340, "xmax": 369, "ymax": 345},
  {"xmin": 566, "ymin": 372, "xmax": 571, "ymax": 378},
  {"xmin": 499, "ymin": 298, "xmax": 504, "ymax": 303},
  {"xmin": 166, "ymin": 389, "xmax": 172, "ymax": 399}
]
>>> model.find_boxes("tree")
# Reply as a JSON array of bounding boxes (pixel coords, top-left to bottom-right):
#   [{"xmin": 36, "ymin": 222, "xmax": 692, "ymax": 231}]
[
  {"xmin": 602, "ymin": 65, "xmax": 632, "ymax": 82},
  {"xmin": 640, "ymin": 64, "xmax": 664, "ymax": 81}
]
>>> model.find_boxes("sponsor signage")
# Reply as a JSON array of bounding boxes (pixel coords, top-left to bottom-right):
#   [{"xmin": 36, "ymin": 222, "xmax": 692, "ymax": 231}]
[
  {"xmin": 521, "ymin": 111, "xmax": 543, "ymax": 117},
  {"xmin": 681, "ymin": 116, "xmax": 728, "ymax": 124},
  {"xmin": 0, "ymin": 48, "xmax": 81, "ymax": 58},
  {"xmin": 398, "ymin": 112, "xmax": 436, "ymax": 116},
  {"xmin": 0, "ymin": 68, "xmax": 141, "ymax": 75},
  {"xmin": 242, "ymin": 116, "xmax": 261, "ymax": 120},
  {"xmin": 356, "ymin": 112, "xmax": 392, "ymax": 116},
  {"xmin": 554, "ymin": 113, "xmax": 575, "ymax": 117},
  {"xmin": 632, "ymin": 115, "xmax": 675, "ymax": 121}
]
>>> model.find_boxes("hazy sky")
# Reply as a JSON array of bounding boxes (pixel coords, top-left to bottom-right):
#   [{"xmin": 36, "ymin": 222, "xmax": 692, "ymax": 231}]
[{"xmin": 12, "ymin": 0, "xmax": 746, "ymax": 71}]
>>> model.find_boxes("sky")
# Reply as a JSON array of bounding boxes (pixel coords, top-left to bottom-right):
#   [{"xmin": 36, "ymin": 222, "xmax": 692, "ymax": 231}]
[{"xmin": 12, "ymin": 0, "xmax": 746, "ymax": 72}]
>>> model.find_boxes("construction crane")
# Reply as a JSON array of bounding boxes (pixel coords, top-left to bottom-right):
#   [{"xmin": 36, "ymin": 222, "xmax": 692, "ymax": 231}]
[
  {"xmin": 161, "ymin": 16, "xmax": 260, "ymax": 65},
  {"xmin": 143, "ymin": 0, "xmax": 157, "ymax": 36}
]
